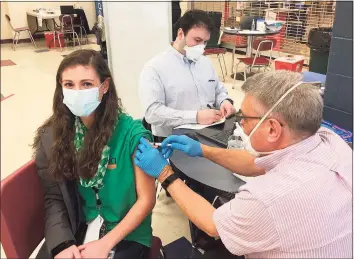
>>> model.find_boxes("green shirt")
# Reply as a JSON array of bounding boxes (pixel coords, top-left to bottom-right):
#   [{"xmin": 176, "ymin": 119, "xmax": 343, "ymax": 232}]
[{"xmin": 77, "ymin": 113, "xmax": 153, "ymax": 247}]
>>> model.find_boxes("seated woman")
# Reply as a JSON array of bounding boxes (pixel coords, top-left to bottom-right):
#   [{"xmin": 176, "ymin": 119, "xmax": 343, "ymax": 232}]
[{"xmin": 33, "ymin": 49, "xmax": 156, "ymax": 259}]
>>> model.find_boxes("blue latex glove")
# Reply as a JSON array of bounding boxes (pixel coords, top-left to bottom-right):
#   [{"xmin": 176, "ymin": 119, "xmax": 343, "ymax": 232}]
[
  {"xmin": 161, "ymin": 135, "xmax": 203, "ymax": 158},
  {"xmin": 134, "ymin": 138, "xmax": 169, "ymax": 178}
]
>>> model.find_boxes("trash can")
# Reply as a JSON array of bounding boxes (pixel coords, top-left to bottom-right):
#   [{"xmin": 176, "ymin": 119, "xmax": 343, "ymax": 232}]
[{"xmin": 307, "ymin": 27, "xmax": 332, "ymax": 75}]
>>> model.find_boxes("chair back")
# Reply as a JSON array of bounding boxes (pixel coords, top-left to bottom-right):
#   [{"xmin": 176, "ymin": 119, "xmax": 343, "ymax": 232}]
[
  {"xmin": 0, "ymin": 160, "xmax": 163, "ymax": 259},
  {"xmin": 5, "ymin": 14, "xmax": 15, "ymax": 31},
  {"xmin": 59, "ymin": 14, "xmax": 75, "ymax": 32},
  {"xmin": 252, "ymin": 38, "xmax": 277, "ymax": 52},
  {"xmin": 149, "ymin": 236, "xmax": 164, "ymax": 259},
  {"xmin": 251, "ymin": 38, "xmax": 276, "ymax": 67},
  {"xmin": 1, "ymin": 160, "xmax": 45, "ymax": 258}
]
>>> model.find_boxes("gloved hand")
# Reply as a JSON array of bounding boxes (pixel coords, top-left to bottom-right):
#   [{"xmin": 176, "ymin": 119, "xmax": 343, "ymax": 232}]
[
  {"xmin": 134, "ymin": 138, "xmax": 169, "ymax": 178},
  {"xmin": 161, "ymin": 135, "xmax": 203, "ymax": 158}
]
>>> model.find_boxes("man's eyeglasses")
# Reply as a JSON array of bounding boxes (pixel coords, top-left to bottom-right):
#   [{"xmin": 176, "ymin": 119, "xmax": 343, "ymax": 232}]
[
  {"xmin": 235, "ymin": 109, "xmax": 262, "ymax": 123},
  {"xmin": 235, "ymin": 109, "xmax": 284, "ymax": 126}
]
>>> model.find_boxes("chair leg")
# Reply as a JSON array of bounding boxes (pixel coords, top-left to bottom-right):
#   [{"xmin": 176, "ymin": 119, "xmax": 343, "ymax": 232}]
[
  {"xmin": 58, "ymin": 32, "xmax": 63, "ymax": 52},
  {"xmin": 12, "ymin": 32, "xmax": 17, "ymax": 50},
  {"xmin": 232, "ymin": 62, "xmax": 239, "ymax": 89},
  {"xmin": 221, "ymin": 53, "xmax": 227, "ymax": 76},
  {"xmin": 244, "ymin": 67, "xmax": 247, "ymax": 81},
  {"xmin": 27, "ymin": 30, "xmax": 37, "ymax": 48},
  {"xmin": 14, "ymin": 32, "xmax": 20, "ymax": 51},
  {"xmin": 217, "ymin": 54, "xmax": 225, "ymax": 82},
  {"xmin": 53, "ymin": 32, "xmax": 56, "ymax": 49},
  {"xmin": 72, "ymin": 32, "xmax": 76, "ymax": 48},
  {"xmin": 74, "ymin": 32, "xmax": 81, "ymax": 49},
  {"xmin": 82, "ymin": 26, "xmax": 88, "ymax": 44},
  {"xmin": 79, "ymin": 26, "xmax": 83, "ymax": 44}
]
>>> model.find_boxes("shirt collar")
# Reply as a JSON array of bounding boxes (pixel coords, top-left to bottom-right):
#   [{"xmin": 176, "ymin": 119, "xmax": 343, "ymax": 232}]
[
  {"xmin": 255, "ymin": 132, "xmax": 322, "ymax": 172},
  {"xmin": 168, "ymin": 45, "xmax": 191, "ymax": 64}
]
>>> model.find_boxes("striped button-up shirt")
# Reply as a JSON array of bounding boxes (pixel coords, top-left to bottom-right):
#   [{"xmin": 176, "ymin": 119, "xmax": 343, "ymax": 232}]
[
  {"xmin": 213, "ymin": 127, "xmax": 352, "ymax": 258},
  {"xmin": 139, "ymin": 46, "xmax": 230, "ymax": 137}
]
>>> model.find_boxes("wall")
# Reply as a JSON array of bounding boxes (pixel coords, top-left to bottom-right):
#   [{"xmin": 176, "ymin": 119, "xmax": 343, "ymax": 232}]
[
  {"xmin": 0, "ymin": 1, "xmax": 96, "ymax": 40},
  {"xmin": 103, "ymin": 1, "xmax": 171, "ymax": 119},
  {"xmin": 1, "ymin": 2, "xmax": 12, "ymax": 40},
  {"xmin": 323, "ymin": 1, "xmax": 353, "ymax": 131},
  {"xmin": 180, "ymin": 1, "xmax": 190, "ymax": 15}
]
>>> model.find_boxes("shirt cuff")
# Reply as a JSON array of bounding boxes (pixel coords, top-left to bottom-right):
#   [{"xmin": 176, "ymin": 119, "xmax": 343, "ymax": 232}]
[
  {"xmin": 183, "ymin": 110, "xmax": 198, "ymax": 124},
  {"xmin": 216, "ymin": 95, "xmax": 228, "ymax": 108},
  {"xmin": 52, "ymin": 240, "xmax": 76, "ymax": 257}
]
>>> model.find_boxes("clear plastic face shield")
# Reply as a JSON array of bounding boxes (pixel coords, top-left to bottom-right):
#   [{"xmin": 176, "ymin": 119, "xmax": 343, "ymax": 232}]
[{"xmin": 227, "ymin": 81, "xmax": 321, "ymax": 156}]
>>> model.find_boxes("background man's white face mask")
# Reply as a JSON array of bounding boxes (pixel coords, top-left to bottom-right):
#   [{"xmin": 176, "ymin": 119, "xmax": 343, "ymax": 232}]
[{"xmin": 184, "ymin": 44, "xmax": 206, "ymax": 62}]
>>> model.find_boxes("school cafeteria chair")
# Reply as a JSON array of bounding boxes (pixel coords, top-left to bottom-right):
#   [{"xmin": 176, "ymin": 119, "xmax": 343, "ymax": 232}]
[
  {"xmin": 1, "ymin": 160, "xmax": 165, "ymax": 259},
  {"xmin": 204, "ymin": 47, "xmax": 228, "ymax": 82},
  {"xmin": 55, "ymin": 14, "xmax": 81, "ymax": 52},
  {"xmin": 4, "ymin": 14, "xmax": 36, "ymax": 51},
  {"xmin": 232, "ymin": 38, "xmax": 277, "ymax": 87}
]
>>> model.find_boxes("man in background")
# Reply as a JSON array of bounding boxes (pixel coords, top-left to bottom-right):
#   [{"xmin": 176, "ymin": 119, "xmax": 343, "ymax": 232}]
[{"xmin": 139, "ymin": 9, "xmax": 235, "ymax": 140}]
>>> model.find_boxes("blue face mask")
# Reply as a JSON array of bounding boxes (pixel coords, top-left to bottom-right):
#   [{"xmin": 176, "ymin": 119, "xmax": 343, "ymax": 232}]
[{"xmin": 62, "ymin": 83, "xmax": 103, "ymax": 117}]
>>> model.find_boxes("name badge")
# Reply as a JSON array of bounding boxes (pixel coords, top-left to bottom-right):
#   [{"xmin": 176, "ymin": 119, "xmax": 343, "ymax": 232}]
[
  {"xmin": 107, "ymin": 157, "xmax": 117, "ymax": 169},
  {"xmin": 83, "ymin": 215, "xmax": 104, "ymax": 244}
]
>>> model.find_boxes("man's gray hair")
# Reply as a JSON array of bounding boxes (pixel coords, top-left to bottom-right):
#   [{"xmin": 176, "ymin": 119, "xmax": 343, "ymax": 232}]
[{"xmin": 241, "ymin": 70, "xmax": 323, "ymax": 136}]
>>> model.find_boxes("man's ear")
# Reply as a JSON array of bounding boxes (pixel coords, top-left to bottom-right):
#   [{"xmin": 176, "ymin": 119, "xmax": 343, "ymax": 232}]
[
  {"xmin": 177, "ymin": 28, "xmax": 184, "ymax": 40},
  {"xmin": 267, "ymin": 119, "xmax": 282, "ymax": 143}
]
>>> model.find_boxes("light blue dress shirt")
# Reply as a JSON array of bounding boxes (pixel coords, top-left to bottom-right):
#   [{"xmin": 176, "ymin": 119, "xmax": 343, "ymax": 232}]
[{"xmin": 139, "ymin": 46, "xmax": 231, "ymax": 137}]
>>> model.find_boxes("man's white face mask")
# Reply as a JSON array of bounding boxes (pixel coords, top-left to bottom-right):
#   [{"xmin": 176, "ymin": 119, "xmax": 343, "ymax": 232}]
[
  {"xmin": 181, "ymin": 32, "xmax": 206, "ymax": 62},
  {"xmin": 184, "ymin": 44, "xmax": 206, "ymax": 62},
  {"xmin": 230, "ymin": 81, "xmax": 320, "ymax": 157}
]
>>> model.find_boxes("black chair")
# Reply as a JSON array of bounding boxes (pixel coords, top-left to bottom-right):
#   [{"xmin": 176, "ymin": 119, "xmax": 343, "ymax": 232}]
[{"xmin": 142, "ymin": 117, "xmax": 152, "ymax": 133}]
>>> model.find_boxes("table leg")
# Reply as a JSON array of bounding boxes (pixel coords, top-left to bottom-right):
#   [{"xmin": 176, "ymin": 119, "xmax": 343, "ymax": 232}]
[
  {"xmin": 230, "ymin": 44, "xmax": 235, "ymax": 75},
  {"xmin": 246, "ymin": 35, "xmax": 254, "ymax": 57},
  {"xmin": 44, "ymin": 20, "xmax": 50, "ymax": 31},
  {"xmin": 52, "ymin": 18, "xmax": 59, "ymax": 28},
  {"xmin": 234, "ymin": 35, "xmax": 256, "ymax": 81}
]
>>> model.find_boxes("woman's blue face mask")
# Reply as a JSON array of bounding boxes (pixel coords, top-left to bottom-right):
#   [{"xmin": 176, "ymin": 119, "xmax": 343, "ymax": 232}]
[{"xmin": 62, "ymin": 82, "xmax": 103, "ymax": 117}]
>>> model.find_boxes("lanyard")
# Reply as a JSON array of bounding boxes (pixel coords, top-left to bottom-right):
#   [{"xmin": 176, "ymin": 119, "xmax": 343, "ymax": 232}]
[{"xmin": 92, "ymin": 187, "xmax": 102, "ymax": 210}]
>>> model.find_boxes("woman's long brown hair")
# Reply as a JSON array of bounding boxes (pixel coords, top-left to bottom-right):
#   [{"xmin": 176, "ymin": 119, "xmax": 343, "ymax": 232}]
[{"xmin": 33, "ymin": 49, "xmax": 121, "ymax": 181}]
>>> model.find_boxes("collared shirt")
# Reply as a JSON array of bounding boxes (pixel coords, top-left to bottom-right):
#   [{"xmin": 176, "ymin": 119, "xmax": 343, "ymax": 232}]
[
  {"xmin": 213, "ymin": 127, "xmax": 353, "ymax": 258},
  {"xmin": 139, "ymin": 46, "xmax": 230, "ymax": 137}
]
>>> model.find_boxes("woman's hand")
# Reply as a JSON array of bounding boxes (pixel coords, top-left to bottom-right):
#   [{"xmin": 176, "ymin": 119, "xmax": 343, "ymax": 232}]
[
  {"xmin": 78, "ymin": 240, "xmax": 111, "ymax": 259},
  {"xmin": 54, "ymin": 245, "xmax": 81, "ymax": 259}
]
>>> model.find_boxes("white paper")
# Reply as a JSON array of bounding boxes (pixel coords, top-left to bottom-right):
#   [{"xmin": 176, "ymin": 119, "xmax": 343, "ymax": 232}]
[
  {"xmin": 175, "ymin": 118, "xmax": 226, "ymax": 130},
  {"xmin": 233, "ymin": 173, "xmax": 251, "ymax": 183},
  {"xmin": 83, "ymin": 215, "xmax": 104, "ymax": 244}
]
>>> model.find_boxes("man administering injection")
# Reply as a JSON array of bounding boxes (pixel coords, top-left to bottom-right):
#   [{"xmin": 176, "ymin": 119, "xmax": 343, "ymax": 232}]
[{"xmin": 135, "ymin": 71, "xmax": 352, "ymax": 258}]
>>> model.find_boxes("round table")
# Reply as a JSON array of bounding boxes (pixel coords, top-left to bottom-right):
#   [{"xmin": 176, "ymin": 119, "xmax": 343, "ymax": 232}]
[
  {"xmin": 222, "ymin": 29, "xmax": 281, "ymax": 79},
  {"xmin": 169, "ymin": 126, "xmax": 245, "ymax": 194}
]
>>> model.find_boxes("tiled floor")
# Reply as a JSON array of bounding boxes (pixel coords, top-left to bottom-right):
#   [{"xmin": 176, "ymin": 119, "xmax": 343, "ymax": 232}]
[{"xmin": 0, "ymin": 38, "xmax": 248, "ymax": 257}]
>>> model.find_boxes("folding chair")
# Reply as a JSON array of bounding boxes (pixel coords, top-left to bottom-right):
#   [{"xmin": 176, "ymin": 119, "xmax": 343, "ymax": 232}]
[{"xmin": 232, "ymin": 38, "xmax": 277, "ymax": 88}]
